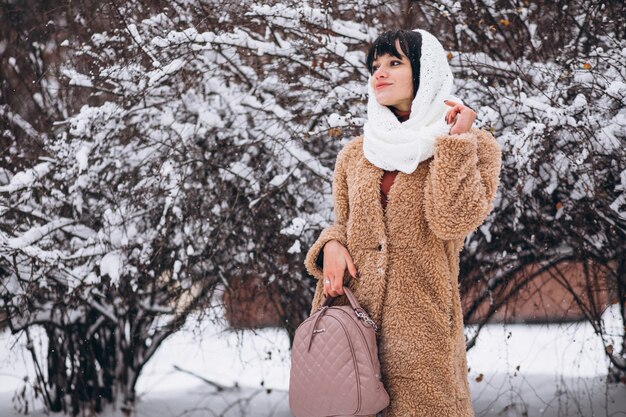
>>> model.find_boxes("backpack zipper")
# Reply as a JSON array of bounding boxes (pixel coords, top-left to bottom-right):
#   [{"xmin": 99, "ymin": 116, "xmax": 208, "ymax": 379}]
[{"xmin": 334, "ymin": 309, "xmax": 377, "ymax": 377}]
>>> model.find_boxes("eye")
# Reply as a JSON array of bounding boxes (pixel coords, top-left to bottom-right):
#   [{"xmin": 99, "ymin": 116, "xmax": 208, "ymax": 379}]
[{"xmin": 391, "ymin": 60, "xmax": 401, "ymax": 66}]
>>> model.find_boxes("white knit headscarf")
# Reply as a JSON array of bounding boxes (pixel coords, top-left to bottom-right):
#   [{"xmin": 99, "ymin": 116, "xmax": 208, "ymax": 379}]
[{"xmin": 363, "ymin": 29, "xmax": 463, "ymax": 174}]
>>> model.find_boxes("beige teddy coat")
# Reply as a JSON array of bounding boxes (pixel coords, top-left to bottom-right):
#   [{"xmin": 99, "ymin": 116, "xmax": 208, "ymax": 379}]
[{"xmin": 304, "ymin": 127, "xmax": 502, "ymax": 417}]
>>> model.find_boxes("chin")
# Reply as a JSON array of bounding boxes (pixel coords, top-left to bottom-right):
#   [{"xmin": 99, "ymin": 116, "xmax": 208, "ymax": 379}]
[{"xmin": 374, "ymin": 96, "xmax": 396, "ymax": 107}]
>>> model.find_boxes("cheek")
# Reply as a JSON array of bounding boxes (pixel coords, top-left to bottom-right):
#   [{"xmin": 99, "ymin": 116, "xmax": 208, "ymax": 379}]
[{"xmin": 403, "ymin": 71, "xmax": 414, "ymax": 94}]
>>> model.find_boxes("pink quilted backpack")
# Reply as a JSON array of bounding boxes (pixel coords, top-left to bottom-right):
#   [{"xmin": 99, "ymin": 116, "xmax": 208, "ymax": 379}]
[{"xmin": 289, "ymin": 286, "xmax": 390, "ymax": 416}]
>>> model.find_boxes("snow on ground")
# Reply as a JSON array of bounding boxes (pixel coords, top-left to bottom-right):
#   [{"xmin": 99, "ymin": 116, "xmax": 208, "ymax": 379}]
[{"xmin": 0, "ymin": 304, "xmax": 624, "ymax": 416}]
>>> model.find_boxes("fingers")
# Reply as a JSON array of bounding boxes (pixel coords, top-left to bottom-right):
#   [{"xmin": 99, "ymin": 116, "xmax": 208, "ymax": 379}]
[
  {"xmin": 447, "ymin": 110, "xmax": 459, "ymax": 125},
  {"xmin": 322, "ymin": 275, "xmax": 329, "ymax": 297},
  {"xmin": 322, "ymin": 273, "xmax": 343, "ymax": 297},
  {"xmin": 323, "ymin": 274, "xmax": 343, "ymax": 297},
  {"xmin": 446, "ymin": 103, "xmax": 464, "ymax": 124},
  {"xmin": 322, "ymin": 271, "xmax": 331, "ymax": 297},
  {"xmin": 447, "ymin": 104, "xmax": 477, "ymax": 134},
  {"xmin": 444, "ymin": 99, "xmax": 466, "ymax": 112},
  {"xmin": 333, "ymin": 275, "xmax": 345, "ymax": 296},
  {"xmin": 345, "ymin": 252, "xmax": 359, "ymax": 281},
  {"xmin": 322, "ymin": 245, "xmax": 360, "ymax": 299},
  {"xmin": 444, "ymin": 100, "xmax": 475, "ymax": 120},
  {"xmin": 445, "ymin": 110, "xmax": 451, "ymax": 125}
]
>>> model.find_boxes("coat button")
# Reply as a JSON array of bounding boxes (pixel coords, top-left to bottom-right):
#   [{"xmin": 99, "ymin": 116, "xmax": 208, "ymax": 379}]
[{"xmin": 377, "ymin": 244, "xmax": 383, "ymax": 251}]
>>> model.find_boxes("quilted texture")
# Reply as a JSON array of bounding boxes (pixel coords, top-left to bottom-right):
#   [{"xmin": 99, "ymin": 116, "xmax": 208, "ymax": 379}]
[
  {"xmin": 304, "ymin": 127, "xmax": 502, "ymax": 416},
  {"xmin": 289, "ymin": 288, "xmax": 389, "ymax": 417}
]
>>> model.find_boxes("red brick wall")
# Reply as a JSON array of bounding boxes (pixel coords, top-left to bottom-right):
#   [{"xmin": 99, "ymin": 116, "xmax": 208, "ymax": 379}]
[
  {"xmin": 222, "ymin": 273, "xmax": 285, "ymax": 329},
  {"xmin": 223, "ymin": 260, "xmax": 617, "ymax": 328},
  {"xmin": 463, "ymin": 260, "xmax": 616, "ymax": 324}
]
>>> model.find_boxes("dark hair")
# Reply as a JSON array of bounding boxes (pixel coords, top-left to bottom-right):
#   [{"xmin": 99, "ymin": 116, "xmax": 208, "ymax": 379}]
[{"xmin": 365, "ymin": 30, "xmax": 422, "ymax": 100}]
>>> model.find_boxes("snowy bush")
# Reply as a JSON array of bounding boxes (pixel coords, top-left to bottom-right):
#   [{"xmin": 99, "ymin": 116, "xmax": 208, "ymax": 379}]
[
  {"xmin": 0, "ymin": 0, "xmax": 380, "ymax": 413},
  {"xmin": 0, "ymin": 0, "xmax": 624, "ymax": 415}
]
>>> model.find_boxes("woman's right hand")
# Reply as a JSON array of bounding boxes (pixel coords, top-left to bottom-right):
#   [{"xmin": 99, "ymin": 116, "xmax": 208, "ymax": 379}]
[{"xmin": 322, "ymin": 239, "xmax": 359, "ymax": 297}]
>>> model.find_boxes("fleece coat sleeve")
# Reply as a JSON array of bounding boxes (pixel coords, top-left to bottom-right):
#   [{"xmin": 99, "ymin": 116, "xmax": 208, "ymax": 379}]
[
  {"xmin": 303, "ymin": 145, "xmax": 351, "ymax": 280},
  {"xmin": 424, "ymin": 127, "xmax": 502, "ymax": 241}
]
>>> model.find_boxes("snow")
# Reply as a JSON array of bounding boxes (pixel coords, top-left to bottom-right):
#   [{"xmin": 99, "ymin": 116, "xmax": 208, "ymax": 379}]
[
  {"xmin": 606, "ymin": 81, "xmax": 626, "ymax": 102},
  {"xmin": 327, "ymin": 112, "xmax": 353, "ymax": 127},
  {"xmin": 75, "ymin": 142, "xmax": 92, "ymax": 172},
  {"xmin": 279, "ymin": 217, "xmax": 306, "ymax": 236},
  {"xmin": 467, "ymin": 304, "xmax": 623, "ymax": 379},
  {"xmin": 596, "ymin": 124, "xmax": 622, "ymax": 152},
  {"xmin": 610, "ymin": 169, "xmax": 626, "ymax": 219},
  {"xmin": 269, "ymin": 172, "xmax": 291, "ymax": 187},
  {"xmin": 287, "ymin": 239, "xmax": 301, "ymax": 254},
  {"xmin": 0, "ymin": 303, "xmax": 624, "ymax": 416},
  {"xmin": 219, "ymin": 160, "xmax": 260, "ymax": 194},
  {"xmin": 197, "ymin": 107, "xmax": 224, "ymax": 128},
  {"xmin": 571, "ymin": 172, "xmax": 595, "ymax": 200},
  {"xmin": 127, "ymin": 23, "xmax": 144, "ymax": 44},
  {"xmin": 148, "ymin": 58, "xmax": 186, "ymax": 86},
  {"xmin": 61, "ymin": 68, "xmax": 93, "ymax": 87},
  {"xmin": 0, "ymin": 162, "xmax": 50, "ymax": 193},
  {"xmin": 6, "ymin": 218, "xmax": 74, "ymax": 249},
  {"xmin": 100, "ymin": 251, "xmax": 123, "ymax": 285}
]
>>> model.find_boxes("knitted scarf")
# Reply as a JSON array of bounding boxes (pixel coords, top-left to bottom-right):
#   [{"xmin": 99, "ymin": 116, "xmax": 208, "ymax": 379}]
[{"xmin": 363, "ymin": 28, "xmax": 463, "ymax": 174}]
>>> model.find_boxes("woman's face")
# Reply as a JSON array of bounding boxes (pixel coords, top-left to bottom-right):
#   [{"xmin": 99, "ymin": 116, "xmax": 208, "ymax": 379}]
[{"xmin": 370, "ymin": 39, "xmax": 414, "ymax": 112}]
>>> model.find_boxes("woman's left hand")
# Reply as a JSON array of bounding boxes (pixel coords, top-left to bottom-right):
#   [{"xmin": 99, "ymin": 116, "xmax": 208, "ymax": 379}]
[{"xmin": 444, "ymin": 100, "xmax": 476, "ymax": 135}]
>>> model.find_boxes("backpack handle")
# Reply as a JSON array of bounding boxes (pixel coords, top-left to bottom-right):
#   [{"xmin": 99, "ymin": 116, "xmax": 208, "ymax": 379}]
[
  {"xmin": 321, "ymin": 286, "xmax": 379, "ymax": 332},
  {"xmin": 321, "ymin": 285, "xmax": 361, "ymax": 309}
]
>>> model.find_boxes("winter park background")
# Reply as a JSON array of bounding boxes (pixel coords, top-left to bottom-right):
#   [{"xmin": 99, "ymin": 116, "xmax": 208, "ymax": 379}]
[{"xmin": 0, "ymin": 0, "xmax": 625, "ymax": 416}]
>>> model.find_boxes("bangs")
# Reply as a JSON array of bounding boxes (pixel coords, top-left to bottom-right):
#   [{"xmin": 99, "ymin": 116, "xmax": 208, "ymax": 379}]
[{"xmin": 366, "ymin": 31, "xmax": 411, "ymax": 75}]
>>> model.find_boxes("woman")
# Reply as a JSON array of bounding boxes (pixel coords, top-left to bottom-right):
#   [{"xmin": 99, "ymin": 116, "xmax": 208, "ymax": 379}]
[{"xmin": 304, "ymin": 29, "xmax": 502, "ymax": 417}]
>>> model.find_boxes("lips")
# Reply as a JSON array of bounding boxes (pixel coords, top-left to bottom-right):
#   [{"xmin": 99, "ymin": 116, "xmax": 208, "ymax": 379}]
[{"xmin": 375, "ymin": 83, "xmax": 391, "ymax": 89}]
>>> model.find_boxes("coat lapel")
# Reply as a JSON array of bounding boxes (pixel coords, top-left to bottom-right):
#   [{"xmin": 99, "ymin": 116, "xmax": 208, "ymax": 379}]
[
  {"xmin": 346, "ymin": 150, "xmax": 390, "ymax": 326},
  {"xmin": 350, "ymin": 151, "xmax": 386, "ymax": 248}
]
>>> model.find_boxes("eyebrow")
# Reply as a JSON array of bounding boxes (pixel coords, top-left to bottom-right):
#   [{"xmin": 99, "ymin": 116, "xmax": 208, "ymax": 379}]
[{"xmin": 372, "ymin": 56, "xmax": 405, "ymax": 63}]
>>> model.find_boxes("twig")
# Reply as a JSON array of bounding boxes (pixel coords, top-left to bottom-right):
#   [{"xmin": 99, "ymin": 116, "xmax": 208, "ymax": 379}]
[{"xmin": 172, "ymin": 365, "xmax": 238, "ymax": 391}]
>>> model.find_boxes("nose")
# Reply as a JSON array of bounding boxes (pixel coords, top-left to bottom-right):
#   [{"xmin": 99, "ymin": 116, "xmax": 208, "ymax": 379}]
[{"xmin": 373, "ymin": 66, "xmax": 388, "ymax": 79}]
